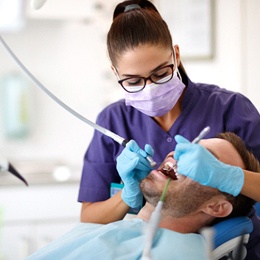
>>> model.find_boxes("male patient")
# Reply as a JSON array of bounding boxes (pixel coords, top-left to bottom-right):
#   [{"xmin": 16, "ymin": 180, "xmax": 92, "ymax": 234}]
[{"xmin": 27, "ymin": 133, "xmax": 260, "ymax": 260}]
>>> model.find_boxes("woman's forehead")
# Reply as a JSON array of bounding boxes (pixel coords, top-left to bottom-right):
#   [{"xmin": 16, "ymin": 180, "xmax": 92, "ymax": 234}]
[{"xmin": 116, "ymin": 44, "xmax": 172, "ymax": 74}]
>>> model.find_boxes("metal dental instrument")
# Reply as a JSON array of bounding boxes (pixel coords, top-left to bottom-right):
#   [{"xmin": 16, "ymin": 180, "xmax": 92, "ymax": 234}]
[
  {"xmin": 0, "ymin": 157, "xmax": 28, "ymax": 186},
  {"xmin": 162, "ymin": 126, "xmax": 211, "ymax": 173},
  {"xmin": 191, "ymin": 126, "xmax": 211, "ymax": 144},
  {"xmin": 0, "ymin": 36, "xmax": 156, "ymax": 167}
]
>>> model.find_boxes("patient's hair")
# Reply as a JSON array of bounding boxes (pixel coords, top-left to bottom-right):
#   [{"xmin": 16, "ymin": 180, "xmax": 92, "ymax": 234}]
[{"xmin": 213, "ymin": 132, "xmax": 260, "ymax": 222}]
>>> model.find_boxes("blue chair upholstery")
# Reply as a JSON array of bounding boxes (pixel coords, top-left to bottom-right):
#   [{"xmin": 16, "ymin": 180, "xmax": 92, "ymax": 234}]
[
  {"xmin": 254, "ymin": 202, "xmax": 260, "ymax": 217},
  {"xmin": 212, "ymin": 217, "xmax": 253, "ymax": 260}
]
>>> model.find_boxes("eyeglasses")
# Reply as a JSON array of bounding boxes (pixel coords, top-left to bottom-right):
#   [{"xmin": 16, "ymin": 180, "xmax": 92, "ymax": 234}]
[{"xmin": 117, "ymin": 64, "xmax": 174, "ymax": 93}]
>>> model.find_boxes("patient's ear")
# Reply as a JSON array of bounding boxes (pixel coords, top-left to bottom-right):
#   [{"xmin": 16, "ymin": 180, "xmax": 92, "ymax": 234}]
[{"xmin": 202, "ymin": 197, "xmax": 233, "ymax": 217}]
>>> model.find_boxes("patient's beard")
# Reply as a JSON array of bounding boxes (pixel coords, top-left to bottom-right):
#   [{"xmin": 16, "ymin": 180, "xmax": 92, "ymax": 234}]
[
  {"xmin": 165, "ymin": 183, "xmax": 220, "ymax": 218},
  {"xmin": 140, "ymin": 178, "xmax": 162, "ymax": 207},
  {"xmin": 141, "ymin": 177, "xmax": 219, "ymax": 218}
]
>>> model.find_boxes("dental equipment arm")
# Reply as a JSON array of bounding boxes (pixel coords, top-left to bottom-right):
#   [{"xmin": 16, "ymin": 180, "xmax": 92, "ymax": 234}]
[
  {"xmin": 0, "ymin": 36, "xmax": 156, "ymax": 168},
  {"xmin": 116, "ymin": 140, "xmax": 154, "ymax": 208},
  {"xmin": 0, "ymin": 156, "xmax": 28, "ymax": 186},
  {"xmin": 174, "ymin": 135, "xmax": 244, "ymax": 196}
]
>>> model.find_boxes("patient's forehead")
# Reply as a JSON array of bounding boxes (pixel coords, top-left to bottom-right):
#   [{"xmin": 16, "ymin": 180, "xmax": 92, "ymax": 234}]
[{"xmin": 199, "ymin": 138, "xmax": 245, "ymax": 168}]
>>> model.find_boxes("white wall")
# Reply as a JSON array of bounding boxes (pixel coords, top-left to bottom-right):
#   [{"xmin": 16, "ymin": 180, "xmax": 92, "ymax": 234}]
[
  {"xmin": 184, "ymin": 1, "xmax": 243, "ymax": 92},
  {"xmin": 243, "ymin": 0, "xmax": 260, "ymax": 108},
  {"xmin": 0, "ymin": 0, "xmax": 259, "ymax": 178}
]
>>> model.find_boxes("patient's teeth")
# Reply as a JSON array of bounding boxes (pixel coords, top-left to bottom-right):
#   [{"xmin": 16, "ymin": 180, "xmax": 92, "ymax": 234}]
[{"xmin": 163, "ymin": 162, "xmax": 174, "ymax": 171}]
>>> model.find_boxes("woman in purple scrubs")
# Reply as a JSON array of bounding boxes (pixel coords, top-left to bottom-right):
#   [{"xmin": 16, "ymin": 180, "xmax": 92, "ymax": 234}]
[{"xmin": 78, "ymin": 1, "xmax": 260, "ymax": 258}]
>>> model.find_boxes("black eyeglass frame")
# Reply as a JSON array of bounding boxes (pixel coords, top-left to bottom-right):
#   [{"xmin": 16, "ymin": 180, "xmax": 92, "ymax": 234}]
[{"xmin": 117, "ymin": 64, "xmax": 175, "ymax": 93}]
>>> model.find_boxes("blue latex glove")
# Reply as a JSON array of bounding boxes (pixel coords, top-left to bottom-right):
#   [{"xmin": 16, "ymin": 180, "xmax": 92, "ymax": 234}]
[
  {"xmin": 174, "ymin": 135, "xmax": 244, "ymax": 196},
  {"xmin": 116, "ymin": 140, "xmax": 154, "ymax": 208}
]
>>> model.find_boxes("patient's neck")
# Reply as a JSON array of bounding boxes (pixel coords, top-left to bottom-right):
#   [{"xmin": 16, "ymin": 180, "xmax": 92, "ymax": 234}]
[
  {"xmin": 159, "ymin": 215, "xmax": 202, "ymax": 233},
  {"xmin": 137, "ymin": 202, "xmax": 213, "ymax": 234},
  {"xmin": 136, "ymin": 203, "xmax": 154, "ymax": 222}
]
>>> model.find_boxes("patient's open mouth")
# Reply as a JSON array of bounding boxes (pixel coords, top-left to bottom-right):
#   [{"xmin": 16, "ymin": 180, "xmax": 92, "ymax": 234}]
[{"xmin": 160, "ymin": 162, "xmax": 178, "ymax": 180}]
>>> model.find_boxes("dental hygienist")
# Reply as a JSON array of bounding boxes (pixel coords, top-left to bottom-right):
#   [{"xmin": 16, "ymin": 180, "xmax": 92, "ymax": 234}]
[{"xmin": 78, "ymin": 0, "xmax": 260, "ymax": 231}]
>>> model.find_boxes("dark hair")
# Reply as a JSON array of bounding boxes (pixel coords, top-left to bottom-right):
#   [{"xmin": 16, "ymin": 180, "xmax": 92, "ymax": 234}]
[
  {"xmin": 107, "ymin": 0, "xmax": 173, "ymax": 67},
  {"xmin": 214, "ymin": 132, "xmax": 260, "ymax": 222}
]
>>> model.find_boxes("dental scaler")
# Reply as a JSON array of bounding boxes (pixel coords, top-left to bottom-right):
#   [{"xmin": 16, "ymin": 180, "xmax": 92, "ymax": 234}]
[
  {"xmin": 191, "ymin": 126, "xmax": 211, "ymax": 144},
  {"xmin": 0, "ymin": 36, "xmax": 156, "ymax": 168}
]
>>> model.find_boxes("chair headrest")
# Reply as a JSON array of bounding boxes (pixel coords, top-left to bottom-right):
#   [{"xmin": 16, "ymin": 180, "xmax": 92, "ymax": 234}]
[{"xmin": 213, "ymin": 216, "xmax": 253, "ymax": 248}]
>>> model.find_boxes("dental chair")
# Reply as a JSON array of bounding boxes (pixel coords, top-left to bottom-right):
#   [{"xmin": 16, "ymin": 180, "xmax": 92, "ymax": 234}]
[
  {"xmin": 211, "ymin": 216, "xmax": 253, "ymax": 260},
  {"xmin": 255, "ymin": 202, "xmax": 260, "ymax": 217},
  {"xmin": 124, "ymin": 213, "xmax": 253, "ymax": 259}
]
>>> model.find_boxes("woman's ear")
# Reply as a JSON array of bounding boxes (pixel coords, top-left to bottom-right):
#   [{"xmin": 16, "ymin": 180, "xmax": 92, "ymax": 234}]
[
  {"xmin": 173, "ymin": 45, "xmax": 180, "ymax": 67},
  {"xmin": 202, "ymin": 197, "xmax": 233, "ymax": 218},
  {"xmin": 111, "ymin": 65, "xmax": 118, "ymax": 78}
]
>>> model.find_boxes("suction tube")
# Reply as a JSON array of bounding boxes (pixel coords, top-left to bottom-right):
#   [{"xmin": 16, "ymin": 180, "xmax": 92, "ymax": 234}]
[{"xmin": 0, "ymin": 36, "xmax": 156, "ymax": 167}]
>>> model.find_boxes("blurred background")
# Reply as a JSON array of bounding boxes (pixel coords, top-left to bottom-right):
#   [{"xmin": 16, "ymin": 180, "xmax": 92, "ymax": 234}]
[{"xmin": 0, "ymin": 0, "xmax": 260, "ymax": 259}]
